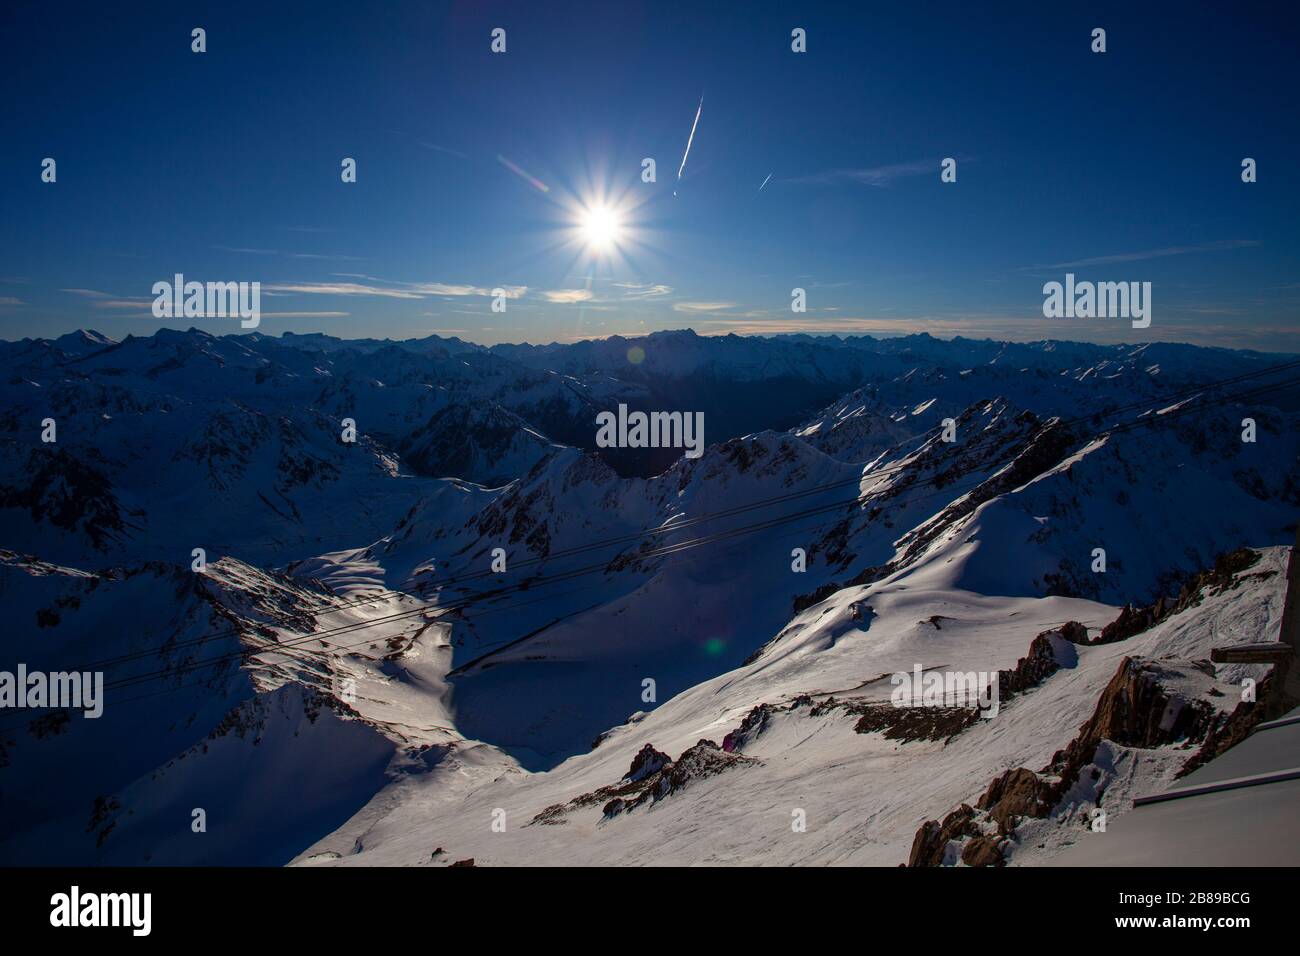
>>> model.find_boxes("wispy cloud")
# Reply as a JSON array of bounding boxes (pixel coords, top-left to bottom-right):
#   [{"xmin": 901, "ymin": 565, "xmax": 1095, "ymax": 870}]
[
  {"xmin": 266, "ymin": 279, "xmax": 528, "ymax": 300},
  {"xmin": 420, "ymin": 142, "xmax": 469, "ymax": 159},
  {"xmin": 61, "ymin": 289, "xmax": 152, "ymax": 309},
  {"xmin": 214, "ymin": 245, "xmax": 365, "ymax": 262},
  {"xmin": 1035, "ymin": 240, "xmax": 1260, "ymax": 270},
  {"xmin": 260, "ymin": 311, "xmax": 351, "ymax": 318},
  {"xmin": 263, "ymin": 282, "xmax": 423, "ymax": 299},
  {"xmin": 408, "ymin": 282, "xmax": 526, "ymax": 298},
  {"xmin": 92, "ymin": 300, "xmax": 154, "ymax": 310},
  {"xmin": 673, "ymin": 301, "xmax": 738, "ymax": 313},
  {"xmin": 0, "ymin": 296, "xmax": 24, "ymax": 306},
  {"xmin": 540, "ymin": 289, "xmax": 594, "ymax": 303},
  {"xmin": 614, "ymin": 282, "xmax": 673, "ymax": 299},
  {"xmin": 784, "ymin": 158, "xmax": 946, "ymax": 188},
  {"xmin": 212, "ymin": 245, "xmax": 279, "ymax": 256}
]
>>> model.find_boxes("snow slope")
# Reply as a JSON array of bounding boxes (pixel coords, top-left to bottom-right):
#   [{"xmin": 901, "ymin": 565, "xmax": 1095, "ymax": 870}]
[
  {"xmin": 287, "ymin": 541, "xmax": 1288, "ymax": 866},
  {"xmin": 1, "ymin": 329, "xmax": 1296, "ymax": 866}
]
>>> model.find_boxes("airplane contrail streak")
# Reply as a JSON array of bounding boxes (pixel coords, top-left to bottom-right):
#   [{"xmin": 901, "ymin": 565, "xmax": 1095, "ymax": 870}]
[
  {"xmin": 759, "ymin": 173, "xmax": 773, "ymax": 191},
  {"xmin": 674, "ymin": 95, "xmax": 703, "ymax": 196}
]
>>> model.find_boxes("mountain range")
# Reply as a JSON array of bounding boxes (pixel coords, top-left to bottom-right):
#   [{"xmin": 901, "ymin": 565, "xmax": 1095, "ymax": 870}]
[{"xmin": 0, "ymin": 327, "xmax": 1296, "ymax": 865}]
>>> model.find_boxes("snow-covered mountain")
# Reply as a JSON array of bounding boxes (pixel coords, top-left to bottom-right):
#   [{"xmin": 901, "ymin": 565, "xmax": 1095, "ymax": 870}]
[{"xmin": 0, "ymin": 328, "xmax": 1295, "ymax": 865}]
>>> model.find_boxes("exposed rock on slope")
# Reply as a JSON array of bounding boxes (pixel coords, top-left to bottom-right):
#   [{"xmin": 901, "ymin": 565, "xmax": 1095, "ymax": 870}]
[
  {"xmin": 528, "ymin": 739, "xmax": 759, "ymax": 826},
  {"xmin": 1085, "ymin": 548, "xmax": 1271, "ymax": 645},
  {"xmin": 908, "ymin": 654, "xmax": 1228, "ymax": 867},
  {"xmin": 906, "ymin": 547, "xmax": 1274, "ymax": 869}
]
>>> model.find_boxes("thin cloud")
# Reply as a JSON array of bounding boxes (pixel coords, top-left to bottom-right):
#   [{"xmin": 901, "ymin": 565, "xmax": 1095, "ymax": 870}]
[
  {"xmin": 673, "ymin": 301, "xmax": 738, "ymax": 313},
  {"xmin": 1036, "ymin": 240, "xmax": 1260, "ymax": 270},
  {"xmin": 408, "ymin": 282, "xmax": 526, "ymax": 298},
  {"xmin": 61, "ymin": 289, "xmax": 152, "ymax": 309},
  {"xmin": 264, "ymin": 282, "xmax": 423, "ymax": 299},
  {"xmin": 213, "ymin": 245, "xmax": 280, "ymax": 256},
  {"xmin": 215, "ymin": 245, "xmax": 365, "ymax": 262},
  {"xmin": 92, "ymin": 299, "xmax": 153, "ymax": 310},
  {"xmin": 784, "ymin": 159, "xmax": 945, "ymax": 188},
  {"xmin": 614, "ymin": 282, "xmax": 673, "ymax": 298},
  {"xmin": 266, "ymin": 279, "xmax": 527, "ymax": 301},
  {"xmin": 420, "ymin": 142, "xmax": 469, "ymax": 159},
  {"xmin": 540, "ymin": 289, "xmax": 594, "ymax": 303},
  {"xmin": 260, "ymin": 311, "xmax": 351, "ymax": 318}
]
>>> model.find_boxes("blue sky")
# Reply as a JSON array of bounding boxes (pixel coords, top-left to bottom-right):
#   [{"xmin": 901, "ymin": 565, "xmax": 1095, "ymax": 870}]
[{"xmin": 1, "ymin": 1, "xmax": 1297, "ymax": 349}]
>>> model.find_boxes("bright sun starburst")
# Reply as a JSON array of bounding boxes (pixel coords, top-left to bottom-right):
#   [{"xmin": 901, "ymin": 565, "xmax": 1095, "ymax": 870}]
[{"xmin": 579, "ymin": 204, "xmax": 622, "ymax": 252}]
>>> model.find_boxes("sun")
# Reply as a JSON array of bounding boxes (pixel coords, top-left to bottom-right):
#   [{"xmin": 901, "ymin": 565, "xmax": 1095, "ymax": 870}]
[
  {"xmin": 553, "ymin": 183, "xmax": 647, "ymax": 273},
  {"xmin": 579, "ymin": 204, "xmax": 622, "ymax": 252}
]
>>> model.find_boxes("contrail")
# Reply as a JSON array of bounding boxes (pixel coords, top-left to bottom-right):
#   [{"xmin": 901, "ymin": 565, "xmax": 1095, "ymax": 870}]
[
  {"xmin": 496, "ymin": 154, "xmax": 549, "ymax": 193},
  {"xmin": 674, "ymin": 95, "xmax": 703, "ymax": 196},
  {"xmin": 759, "ymin": 173, "xmax": 772, "ymax": 191}
]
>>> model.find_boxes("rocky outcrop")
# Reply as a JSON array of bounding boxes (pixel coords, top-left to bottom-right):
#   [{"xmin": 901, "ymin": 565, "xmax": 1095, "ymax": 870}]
[
  {"xmin": 997, "ymin": 625, "xmax": 1082, "ymax": 700},
  {"xmin": 850, "ymin": 703, "xmax": 980, "ymax": 744},
  {"xmin": 907, "ymin": 655, "xmax": 1221, "ymax": 867},
  {"xmin": 907, "ymin": 546, "xmax": 1281, "ymax": 866},
  {"xmin": 908, "ymin": 804, "xmax": 978, "ymax": 867},
  {"xmin": 604, "ymin": 740, "xmax": 759, "ymax": 818},
  {"xmin": 977, "ymin": 767, "xmax": 1058, "ymax": 836},
  {"xmin": 1089, "ymin": 549, "xmax": 1267, "ymax": 646},
  {"xmin": 722, "ymin": 704, "xmax": 772, "ymax": 752},
  {"xmin": 623, "ymin": 743, "xmax": 672, "ymax": 781},
  {"xmin": 1177, "ymin": 672, "xmax": 1272, "ymax": 778},
  {"xmin": 528, "ymin": 738, "xmax": 759, "ymax": 827}
]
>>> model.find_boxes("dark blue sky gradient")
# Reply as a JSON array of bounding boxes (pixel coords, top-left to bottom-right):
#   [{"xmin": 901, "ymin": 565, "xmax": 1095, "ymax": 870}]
[{"xmin": 1, "ymin": 1, "xmax": 1297, "ymax": 348}]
